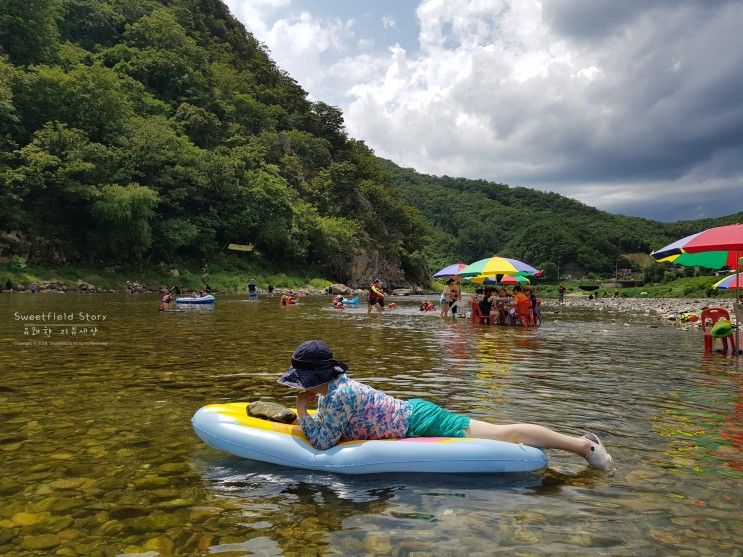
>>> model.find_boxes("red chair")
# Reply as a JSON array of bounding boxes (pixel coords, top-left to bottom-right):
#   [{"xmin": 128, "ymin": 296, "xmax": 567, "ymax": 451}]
[
  {"xmin": 470, "ymin": 301, "xmax": 493, "ymax": 325},
  {"xmin": 701, "ymin": 307, "xmax": 736, "ymax": 354}
]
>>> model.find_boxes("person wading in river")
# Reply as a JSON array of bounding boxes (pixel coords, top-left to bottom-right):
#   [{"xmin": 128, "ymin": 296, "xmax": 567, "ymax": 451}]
[{"xmin": 367, "ymin": 279, "xmax": 385, "ymax": 315}]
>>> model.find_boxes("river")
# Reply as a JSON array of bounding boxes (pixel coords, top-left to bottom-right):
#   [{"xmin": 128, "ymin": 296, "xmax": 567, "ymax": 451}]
[{"xmin": 0, "ymin": 293, "xmax": 740, "ymax": 555}]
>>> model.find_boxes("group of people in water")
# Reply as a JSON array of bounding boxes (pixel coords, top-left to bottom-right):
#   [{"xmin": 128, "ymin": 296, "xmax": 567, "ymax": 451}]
[
  {"xmin": 435, "ymin": 278, "xmax": 541, "ymax": 326},
  {"xmin": 473, "ymin": 284, "xmax": 541, "ymax": 326},
  {"xmin": 159, "ymin": 290, "xmax": 209, "ymax": 311}
]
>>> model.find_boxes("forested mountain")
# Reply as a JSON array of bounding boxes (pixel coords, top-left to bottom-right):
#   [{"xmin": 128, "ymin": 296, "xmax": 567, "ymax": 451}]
[
  {"xmin": 381, "ymin": 160, "xmax": 742, "ymax": 277},
  {"xmin": 0, "ymin": 0, "xmax": 428, "ymax": 284},
  {"xmin": 0, "ymin": 0, "xmax": 739, "ymax": 285}
]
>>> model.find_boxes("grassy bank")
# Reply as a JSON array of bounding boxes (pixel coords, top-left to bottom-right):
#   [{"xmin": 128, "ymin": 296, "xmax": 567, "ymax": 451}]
[{"xmin": 0, "ymin": 257, "xmax": 333, "ymax": 293}]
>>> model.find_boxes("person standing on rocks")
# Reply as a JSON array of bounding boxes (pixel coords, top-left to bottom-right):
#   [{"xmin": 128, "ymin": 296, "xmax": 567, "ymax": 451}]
[
  {"xmin": 558, "ymin": 284, "xmax": 566, "ymax": 304},
  {"xmin": 367, "ymin": 279, "xmax": 385, "ymax": 315}
]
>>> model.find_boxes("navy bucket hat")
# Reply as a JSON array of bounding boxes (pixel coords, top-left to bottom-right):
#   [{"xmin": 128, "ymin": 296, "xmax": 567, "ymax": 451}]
[{"xmin": 278, "ymin": 340, "xmax": 348, "ymax": 389}]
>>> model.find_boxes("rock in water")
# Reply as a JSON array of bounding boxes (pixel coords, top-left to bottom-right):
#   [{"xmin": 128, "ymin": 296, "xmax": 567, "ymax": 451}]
[{"xmin": 248, "ymin": 401, "xmax": 297, "ymax": 424}]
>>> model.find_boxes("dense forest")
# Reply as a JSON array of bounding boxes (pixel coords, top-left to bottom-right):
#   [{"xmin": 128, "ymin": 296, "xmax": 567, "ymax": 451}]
[
  {"xmin": 0, "ymin": 0, "xmax": 739, "ymax": 285},
  {"xmin": 0, "ymin": 0, "xmax": 428, "ymax": 284},
  {"xmin": 382, "ymin": 160, "xmax": 743, "ymax": 278}
]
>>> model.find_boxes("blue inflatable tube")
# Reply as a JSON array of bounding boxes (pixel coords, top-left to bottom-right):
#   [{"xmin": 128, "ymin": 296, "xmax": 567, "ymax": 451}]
[
  {"xmin": 341, "ymin": 296, "xmax": 359, "ymax": 305},
  {"xmin": 192, "ymin": 403, "xmax": 547, "ymax": 474},
  {"xmin": 176, "ymin": 294, "xmax": 215, "ymax": 304}
]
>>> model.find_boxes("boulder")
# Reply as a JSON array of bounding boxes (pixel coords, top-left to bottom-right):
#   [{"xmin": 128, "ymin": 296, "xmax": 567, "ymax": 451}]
[
  {"xmin": 41, "ymin": 281, "xmax": 65, "ymax": 291},
  {"xmin": 392, "ymin": 288, "xmax": 413, "ymax": 296},
  {"xmin": 349, "ymin": 249, "xmax": 406, "ymax": 289},
  {"xmin": 248, "ymin": 401, "xmax": 297, "ymax": 424},
  {"xmin": 331, "ymin": 283, "xmax": 352, "ymax": 295},
  {"xmin": 77, "ymin": 281, "xmax": 95, "ymax": 291}
]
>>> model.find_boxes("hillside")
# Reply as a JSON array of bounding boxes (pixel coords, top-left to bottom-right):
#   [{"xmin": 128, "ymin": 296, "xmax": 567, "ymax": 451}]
[
  {"xmin": 0, "ymin": 0, "xmax": 428, "ymax": 285},
  {"xmin": 1, "ymin": 0, "xmax": 739, "ymax": 286},
  {"xmin": 380, "ymin": 159, "xmax": 742, "ymax": 277}
]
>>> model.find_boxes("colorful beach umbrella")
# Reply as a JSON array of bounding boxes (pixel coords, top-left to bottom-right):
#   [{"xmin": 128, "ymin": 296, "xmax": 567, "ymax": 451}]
[
  {"xmin": 500, "ymin": 274, "xmax": 530, "ymax": 285},
  {"xmin": 651, "ymin": 224, "xmax": 743, "ymax": 266},
  {"xmin": 652, "ymin": 223, "xmax": 743, "ymax": 354},
  {"xmin": 655, "ymin": 251, "xmax": 739, "ymax": 270},
  {"xmin": 432, "ymin": 262, "xmax": 468, "ymax": 278},
  {"xmin": 458, "ymin": 256, "xmax": 538, "ymax": 278},
  {"xmin": 713, "ymin": 273, "xmax": 743, "ymax": 289},
  {"xmin": 469, "ymin": 274, "xmax": 529, "ymax": 285}
]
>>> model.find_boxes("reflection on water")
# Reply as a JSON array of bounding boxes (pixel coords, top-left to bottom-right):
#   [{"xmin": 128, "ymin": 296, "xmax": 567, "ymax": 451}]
[{"xmin": 0, "ymin": 294, "xmax": 741, "ymax": 555}]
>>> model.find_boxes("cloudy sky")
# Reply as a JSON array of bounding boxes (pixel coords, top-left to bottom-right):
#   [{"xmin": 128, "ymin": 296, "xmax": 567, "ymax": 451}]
[{"xmin": 224, "ymin": 0, "xmax": 743, "ymax": 222}]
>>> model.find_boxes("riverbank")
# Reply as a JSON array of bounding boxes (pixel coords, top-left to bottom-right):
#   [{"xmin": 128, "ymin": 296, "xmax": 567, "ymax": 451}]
[
  {"xmin": 0, "ymin": 261, "xmax": 334, "ymax": 295},
  {"xmin": 562, "ymin": 296, "xmax": 739, "ymax": 325}
]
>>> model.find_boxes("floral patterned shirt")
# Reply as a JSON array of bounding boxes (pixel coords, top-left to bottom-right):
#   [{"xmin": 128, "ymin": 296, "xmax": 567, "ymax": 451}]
[{"xmin": 299, "ymin": 375, "xmax": 410, "ymax": 450}]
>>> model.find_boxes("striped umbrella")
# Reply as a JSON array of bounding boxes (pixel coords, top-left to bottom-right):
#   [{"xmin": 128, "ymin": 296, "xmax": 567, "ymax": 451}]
[
  {"xmin": 654, "ymin": 250, "xmax": 739, "ymax": 269},
  {"xmin": 469, "ymin": 274, "xmax": 530, "ymax": 285},
  {"xmin": 651, "ymin": 224, "xmax": 743, "ymax": 267},
  {"xmin": 714, "ymin": 273, "xmax": 743, "ymax": 289},
  {"xmin": 432, "ymin": 262, "xmax": 469, "ymax": 278},
  {"xmin": 458, "ymin": 256, "xmax": 538, "ymax": 278}
]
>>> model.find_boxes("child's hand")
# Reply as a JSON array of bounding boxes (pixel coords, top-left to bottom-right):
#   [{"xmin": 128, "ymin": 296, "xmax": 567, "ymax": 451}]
[{"xmin": 296, "ymin": 391, "xmax": 316, "ymax": 413}]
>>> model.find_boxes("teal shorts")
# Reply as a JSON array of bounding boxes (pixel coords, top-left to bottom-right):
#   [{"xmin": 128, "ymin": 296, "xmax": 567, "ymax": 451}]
[{"xmin": 405, "ymin": 399, "xmax": 471, "ymax": 438}]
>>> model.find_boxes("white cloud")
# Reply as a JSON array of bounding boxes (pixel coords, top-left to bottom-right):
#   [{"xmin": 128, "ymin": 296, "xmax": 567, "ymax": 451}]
[
  {"xmin": 224, "ymin": 0, "xmax": 743, "ymax": 220},
  {"xmin": 382, "ymin": 16, "xmax": 396, "ymax": 29},
  {"xmin": 224, "ymin": 1, "xmax": 355, "ymax": 95},
  {"xmin": 336, "ymin": 0, "xmax": 743, "ymax": 219},
  {"xmin": 224, "ymin": 0, "xmax": 291, "ymax": 38}
]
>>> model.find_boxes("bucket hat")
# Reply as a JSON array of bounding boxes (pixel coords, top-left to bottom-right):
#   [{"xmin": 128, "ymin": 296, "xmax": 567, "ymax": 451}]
[{"xmin": 277, "ymin": 340, "xmax": 348, "ymax": 389}]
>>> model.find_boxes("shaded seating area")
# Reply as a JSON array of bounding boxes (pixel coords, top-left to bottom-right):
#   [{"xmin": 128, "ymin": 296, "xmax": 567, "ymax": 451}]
[
  {"xmin": 701, "ymin": 307, "xmax": 736, "ymax": 354},
  {"xmin": 470, "ymin": 300, "xmax": 493, "ymax": 325}
]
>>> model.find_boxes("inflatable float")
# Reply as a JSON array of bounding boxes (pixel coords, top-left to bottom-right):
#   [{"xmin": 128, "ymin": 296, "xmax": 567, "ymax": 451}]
[
  {"xmin": 341, "ymin": 296, "xmax": 359, "ymax": 305},
  {"xmin": 176, "ymin": 294, "xmax": 215, "ymax": 304},
  {"xmin": 192, "ymin": 403, "xmax": 548, "ymax": 474}
]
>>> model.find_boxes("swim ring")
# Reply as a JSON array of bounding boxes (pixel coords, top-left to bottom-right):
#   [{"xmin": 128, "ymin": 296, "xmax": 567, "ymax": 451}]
[
  {"xmin": 341, "ymin": 296, "xmax": 359, "ymax": 305},
  {"xmin": 679, "ymin": 312, "xmax": 699, "ymax": 323},
  {"xmin": 176, "ymin": 294, "xmax": 215, "ymax": 304},
  {"xmin": 710, "ymin": 319, "xmax": 733, "ymax": 338},
  {"xmin": 192, "ymin": 403, "xmax": 548, "ymax": 474}
]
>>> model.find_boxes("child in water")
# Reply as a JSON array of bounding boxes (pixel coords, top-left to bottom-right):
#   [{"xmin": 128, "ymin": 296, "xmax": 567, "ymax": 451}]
[{"xmin": 159, "ymin": 292, "xmax": 173, "ymax": 311}]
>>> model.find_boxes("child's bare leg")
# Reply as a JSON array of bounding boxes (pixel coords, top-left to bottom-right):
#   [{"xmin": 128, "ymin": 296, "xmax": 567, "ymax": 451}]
[{"xmin": 465, "ymin": 419, "xmax": 591, "ymax": 456}]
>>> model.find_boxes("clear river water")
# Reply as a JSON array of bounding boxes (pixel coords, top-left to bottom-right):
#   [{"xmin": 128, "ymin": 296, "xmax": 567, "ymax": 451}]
[{"xmin": 0, "ymin": 293, "xmax": 741, "ymax": 556}]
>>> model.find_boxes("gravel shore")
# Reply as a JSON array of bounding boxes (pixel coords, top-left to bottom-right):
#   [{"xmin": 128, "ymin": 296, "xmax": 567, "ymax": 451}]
[{"xmin": 560, "ymin": 296, "xmax": 740, "ymax": 325}]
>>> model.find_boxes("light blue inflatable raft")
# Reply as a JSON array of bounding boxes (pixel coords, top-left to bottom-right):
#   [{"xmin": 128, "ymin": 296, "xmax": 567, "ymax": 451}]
[
  {"xmin": 192, "ymin": 403, "xmax": 548, "ymax": 474},
  {"xmin": 176, "ymin": 294, "xmax": 215, "ymax": 304}
]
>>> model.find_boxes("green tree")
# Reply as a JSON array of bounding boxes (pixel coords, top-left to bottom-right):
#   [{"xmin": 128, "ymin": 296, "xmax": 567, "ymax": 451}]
[
  {"xmin": 174, "ymin": 102, "xmax": 221, "ymax": 148},
  {"xmin": 0, "ymin": 0, "xmax": 60, "ymax": 65},
  {"xmin": 59, "ymin": 0, "xmax": 125, "ymax": 49},
  {"xmin": 92, "ymin": 183, "xmax": 159, "ymax": 260}
]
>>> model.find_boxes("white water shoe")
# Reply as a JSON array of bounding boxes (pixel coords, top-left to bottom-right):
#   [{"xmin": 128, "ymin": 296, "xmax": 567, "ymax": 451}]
[{"xmin": 583, "ymin": 432, "xmax": 614, "ymax": 470}]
